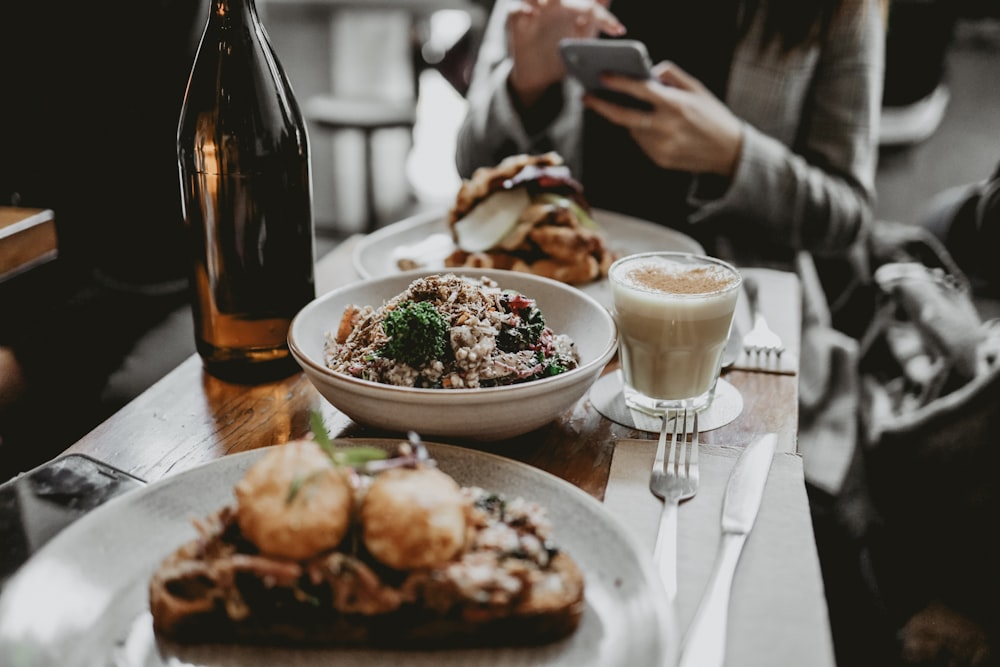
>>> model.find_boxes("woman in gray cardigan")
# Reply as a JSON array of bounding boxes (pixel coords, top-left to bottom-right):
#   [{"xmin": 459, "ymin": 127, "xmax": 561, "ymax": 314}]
[
  {"xmin": 456, "ymin": 3, "xmax": 890, "ymax": 664},
  {"xmin": 454, "ymin": 0, "xmax": 885, "ymax": 273}
]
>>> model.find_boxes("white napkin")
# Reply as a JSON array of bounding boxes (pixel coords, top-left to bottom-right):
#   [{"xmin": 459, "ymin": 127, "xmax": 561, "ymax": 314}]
[{"xmin": 603, "ymin": 440, "xmax": 836, "ymax": 667}]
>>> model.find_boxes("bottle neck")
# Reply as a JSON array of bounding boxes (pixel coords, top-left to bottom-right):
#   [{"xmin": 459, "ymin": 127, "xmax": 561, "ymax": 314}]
[{"xmin": 211, "ymin": 0, "xmax": 257, "ymax": 25}]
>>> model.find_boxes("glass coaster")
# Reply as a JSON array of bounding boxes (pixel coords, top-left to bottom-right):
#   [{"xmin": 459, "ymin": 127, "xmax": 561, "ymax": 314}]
[{"xmin": 590, "ymin": 370, "xmax": 743, "ymax": 433}]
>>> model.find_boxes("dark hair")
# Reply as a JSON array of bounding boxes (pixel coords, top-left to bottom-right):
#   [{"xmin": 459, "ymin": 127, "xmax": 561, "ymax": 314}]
[{"xmin": 740, "ymin": 0, "xmax": 851, "ymax": 53}]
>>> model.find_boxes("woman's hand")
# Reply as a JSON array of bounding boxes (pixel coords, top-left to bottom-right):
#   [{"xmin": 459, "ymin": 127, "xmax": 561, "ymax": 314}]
[
  {"xmin": 507, "ymin": 0, "xmax": 624, "ymax": 107},
  {"xmin": 582, "ymin": 61, "xmax": 744, "ymax": 177}
]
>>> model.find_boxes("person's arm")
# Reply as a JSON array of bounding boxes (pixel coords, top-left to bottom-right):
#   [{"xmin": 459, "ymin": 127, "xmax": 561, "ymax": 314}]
[
  {"xmin": 454, "ymin": 0, "xmax": 621, "ymax": 179},
  {"xmin": 455, "ymin": 51, "xmax": 577, "ymax": 179},
  {"xmin": 690, "ymin": 0, "xmax": 885, "ymax": 257}
]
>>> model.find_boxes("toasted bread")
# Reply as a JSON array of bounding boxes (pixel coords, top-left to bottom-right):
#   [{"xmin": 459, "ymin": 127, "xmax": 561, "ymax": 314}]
[
  {"xmin": 447, "ymin": 152, "xmax": 572, "ymax": 225},
  {"xmin": 148, "ymin": 441, "xmax": 585, "ymax": 648},
  {"xmin": 442, "ymin": 152, "xmax": 615, "ymax": 286}
]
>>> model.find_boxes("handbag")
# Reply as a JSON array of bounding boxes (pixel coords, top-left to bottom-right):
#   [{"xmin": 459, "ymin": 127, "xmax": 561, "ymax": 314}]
[
  {"xmin": 851, "ymin": 253, "xmax": 1000, "ymax": 665},
  {"xmin": 805, "ymin": 221, "xmax": 1000, "ymax": 665}
]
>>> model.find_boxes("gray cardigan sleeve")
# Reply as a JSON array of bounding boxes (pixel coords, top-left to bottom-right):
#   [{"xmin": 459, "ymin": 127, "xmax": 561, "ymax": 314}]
[
  {"xmin": 689, "ymin": 0, "xmax": 885, "ymax": 257},
  {"xmin": 454, "ymin": 0, "xmax": 586, "ymax": 179},
  {"xmin": 455, "ymin": 0, "xmax": 884, "ymax": 258}
]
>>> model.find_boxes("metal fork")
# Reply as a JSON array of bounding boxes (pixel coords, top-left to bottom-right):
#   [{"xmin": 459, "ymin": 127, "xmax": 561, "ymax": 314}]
[
  {"xmin": 649, "ymin": 408, "xmax": 700, "ymax": 600},
  {"xmin": 742, "ymin": 275, "xmax": 785, "ymax": 357}
]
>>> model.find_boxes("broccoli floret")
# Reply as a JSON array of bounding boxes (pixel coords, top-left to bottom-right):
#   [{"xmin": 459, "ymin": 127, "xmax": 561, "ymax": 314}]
[{"xmin": 379, "ymin": 300, "xmax": 449, "ymax": 367}]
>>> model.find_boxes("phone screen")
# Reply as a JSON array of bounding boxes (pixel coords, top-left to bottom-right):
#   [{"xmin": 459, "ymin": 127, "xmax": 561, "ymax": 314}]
[{"xmin": 0, "ymin": 454, "xmax": 145, "ymax": 587}]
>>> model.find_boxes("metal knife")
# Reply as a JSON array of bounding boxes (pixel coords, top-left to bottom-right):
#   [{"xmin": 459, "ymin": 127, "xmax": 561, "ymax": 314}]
[{"xmin": 677, "ymin": 433, "xmax": 777, "ymax": 667}]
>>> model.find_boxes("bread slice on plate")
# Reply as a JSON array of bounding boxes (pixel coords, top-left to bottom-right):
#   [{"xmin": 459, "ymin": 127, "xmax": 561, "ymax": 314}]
[{"xmin": 148, "ymin": 439, "xmax": 585, "ymax": 648}]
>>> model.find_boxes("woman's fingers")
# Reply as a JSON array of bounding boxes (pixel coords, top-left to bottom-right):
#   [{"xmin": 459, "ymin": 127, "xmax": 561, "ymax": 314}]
[
  {"xmin": 508, "ymin": 0, "xmax": 625, "ymax": 105},
  {"xmin": 651, "ymin": 60, "xmax": 704, "ymax": 93},
  {"xmin": 596, "ymin": 73, "xmax": 664, "ymax": 108},
  {"xmin": 520, "ymin": 0, "xmax": 624, "ymax": 36},
  {"xmin": 582, "ymin": 92, "xmax": 656, "ymax": 131},
  {"xmin": 507, "ymin": 0, "xmax": 538, "ymax": 18},
  {"xmin": 582, "ymin": 64, "xmax": 744, "ymax": 176},
  {"xmin": 589, "ymin": 2, "xmax": 626, "ymax": 36},
  {"xmin": 509, "ymin": 2, "xmax": 623, "ymax": 39}
]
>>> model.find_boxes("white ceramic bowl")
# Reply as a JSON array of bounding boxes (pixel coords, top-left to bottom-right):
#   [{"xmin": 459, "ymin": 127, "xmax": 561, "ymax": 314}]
[{"xmin": 288, "ymin": 269, "xmax": 618, "ymax": 441}]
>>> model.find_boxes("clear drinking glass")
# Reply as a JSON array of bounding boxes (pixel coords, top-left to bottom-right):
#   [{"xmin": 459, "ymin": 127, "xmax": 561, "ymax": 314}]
[{"xmin": 608, "ymin": 251, "xmax": 742, "ymax": 415}]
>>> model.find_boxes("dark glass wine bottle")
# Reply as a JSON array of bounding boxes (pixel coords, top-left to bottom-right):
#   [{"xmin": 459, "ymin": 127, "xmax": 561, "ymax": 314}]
[{"xmin": 177, "ymin": 0, "xmax": 316, "ymax": 383}]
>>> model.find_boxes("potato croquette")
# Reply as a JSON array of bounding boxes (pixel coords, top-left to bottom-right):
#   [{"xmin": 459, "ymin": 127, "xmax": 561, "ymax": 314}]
[
  {"xmin": 361, "ymin": 466, "xmax": 468, "ymax": 570},
  {"xmin": 235, "ymin": 440, "xmax": 352, "ymax": 561}
]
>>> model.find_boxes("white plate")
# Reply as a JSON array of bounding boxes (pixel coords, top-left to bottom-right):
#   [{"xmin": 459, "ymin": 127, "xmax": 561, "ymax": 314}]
[
  {"xmin": 353, "ymin": 207, "xmax": 704, "ymax": 308},
  {"xmin": 0, "ymin": 441, "xmax": 677, "ymax": 667}
]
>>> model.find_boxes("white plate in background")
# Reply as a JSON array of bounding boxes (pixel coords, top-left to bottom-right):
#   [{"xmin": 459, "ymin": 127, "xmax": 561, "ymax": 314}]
[{"xmin": 352, "ymin": 207, "xmax": 704, "ymax": 309}]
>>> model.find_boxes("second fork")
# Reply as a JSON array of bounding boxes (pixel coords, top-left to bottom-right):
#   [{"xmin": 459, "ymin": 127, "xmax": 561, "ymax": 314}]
[
  {"xmin": 649, "ymin": 408, "xmax": 700, "ymax": 600},
  {"xmin": 742, "ymin": 274, "xmax": 785, "ymax": 357}
]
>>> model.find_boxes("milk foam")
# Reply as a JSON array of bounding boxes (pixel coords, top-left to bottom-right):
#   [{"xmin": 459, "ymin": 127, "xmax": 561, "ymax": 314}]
[
  {"xmin": 609, "ymin": 256, "xmax": 740, "ymax": 320},
  {"xmin": 609, "ymin": 253, "xmax": 740, "ymax": 406}
]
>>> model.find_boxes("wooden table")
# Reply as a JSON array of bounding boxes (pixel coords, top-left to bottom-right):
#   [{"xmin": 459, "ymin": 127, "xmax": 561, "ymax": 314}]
[
  {"xmin": 0, "ymin": 207, "xmax": 57, "ymax": 283},
  {"xmin": 56, "ymin": 237, "xmax": 837, "ymax": 667},
  {"xmin": 64, "ymin": 237, "xmax": 801, "ymax": 496}
]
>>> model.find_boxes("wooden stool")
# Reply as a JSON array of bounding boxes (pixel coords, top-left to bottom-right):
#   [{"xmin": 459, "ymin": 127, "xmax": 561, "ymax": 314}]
[{"xmin": 303, "ymin": 95, "xmax": 417, "ymax": 233}]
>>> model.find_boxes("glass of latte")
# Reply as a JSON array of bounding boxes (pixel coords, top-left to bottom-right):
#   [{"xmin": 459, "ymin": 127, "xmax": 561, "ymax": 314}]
[{"xmin": 608, "ymin": 251, "xmax": 742, "ymax": 415}]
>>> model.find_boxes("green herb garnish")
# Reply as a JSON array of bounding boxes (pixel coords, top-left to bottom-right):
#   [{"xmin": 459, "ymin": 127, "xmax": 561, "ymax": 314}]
[
  {"xmin": 307, "ymin": 409, "xmax": 388, "ymax": 468},
  {"xmin": 379, "ymin": 300, "xmax": 449, "ymax": 367},
  {"xmin": 331, "ymin": 447, "xmax": 389, "ymax": 468},
  {"xmin": 310, "ymin": 411, "xmax": 335, "ymax": 456},
  {"xmin": 287, "ymin": 470, "xmax": 324, "ymax": 503}
]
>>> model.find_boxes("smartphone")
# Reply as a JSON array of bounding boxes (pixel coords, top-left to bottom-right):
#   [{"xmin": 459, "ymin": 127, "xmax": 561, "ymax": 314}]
[
  {"xmin": 0, "ymin": 454, "xmax": 146, "ymax": 587},
  {"xmin": 559, "ymin": 38, "xmax": 654, "ymax": 110}
]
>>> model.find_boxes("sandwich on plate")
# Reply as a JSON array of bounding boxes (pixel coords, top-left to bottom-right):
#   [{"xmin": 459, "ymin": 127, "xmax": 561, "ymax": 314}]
[{"xmin": 148, "ymin": 436, "xmax": 586, "ymax": 648}]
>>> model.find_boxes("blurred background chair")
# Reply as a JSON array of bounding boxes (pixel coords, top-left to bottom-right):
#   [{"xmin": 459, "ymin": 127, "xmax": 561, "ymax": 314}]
[
  {"xmin": 302, "ymin": 95, "xmax": 418, "ymax": 234},
  {"xmin": 261, "ymin": 2, "xmax": 489, "ymax": 237},
  {"xmin": 879, "ymin": 0, "xmax": 959, "ymax": 147}
]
